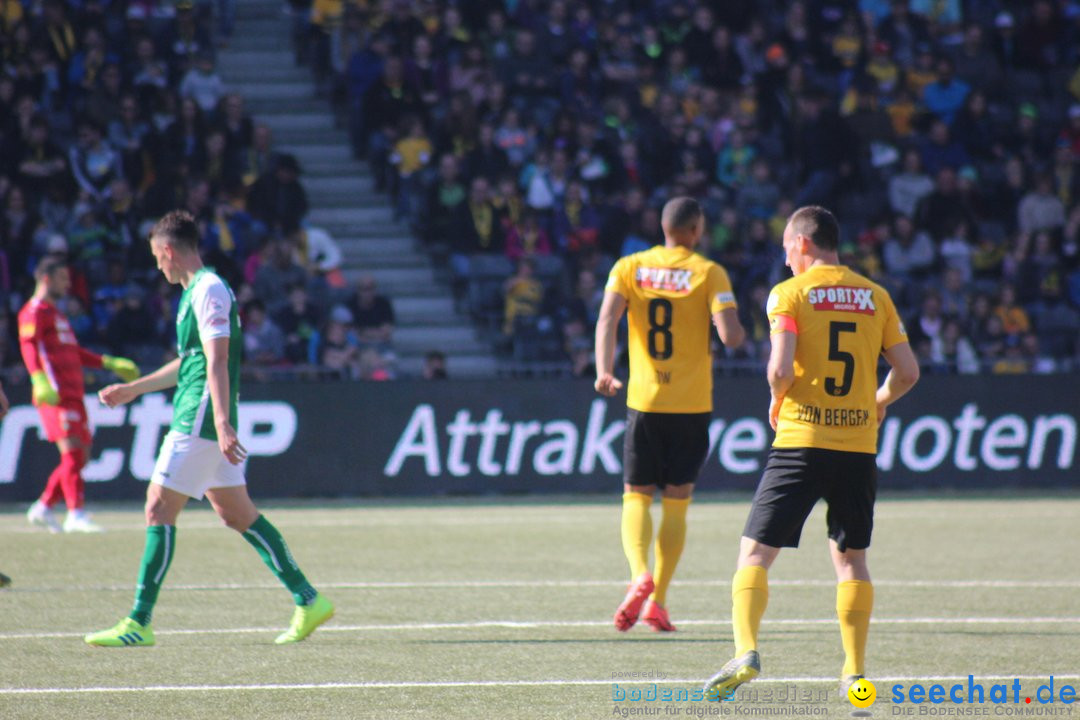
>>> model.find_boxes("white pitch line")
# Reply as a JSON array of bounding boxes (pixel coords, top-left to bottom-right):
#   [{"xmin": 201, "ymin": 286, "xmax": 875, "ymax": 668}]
[
  {"xmin": 4, "ymin": 616, "xmax": 1080, "ymax": 641},
  {"xmin": 4, "ymin": 675, "xmax": 1080, "ymax": 695},
  {"xmin": 11, "ymin": 577, "xmax": 1080, "ymax": 593}
]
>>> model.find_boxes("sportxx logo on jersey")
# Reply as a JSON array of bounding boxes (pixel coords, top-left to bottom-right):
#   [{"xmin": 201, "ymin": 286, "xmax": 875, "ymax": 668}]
[
  {"xmin": 636, "ymin": 267, "xmax": 693, "ymax": 293},
  {"xmin": 808, "ymin": 286, "xmax": 876, "ymax": 314}
]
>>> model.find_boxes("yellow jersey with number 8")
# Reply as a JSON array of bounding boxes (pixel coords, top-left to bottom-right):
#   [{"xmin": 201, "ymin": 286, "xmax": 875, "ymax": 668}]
[
  {"xmin": 767, "ymin": 264, "xmax": 907, "ymax": 453},
  {"xmin": 606, "ymin": 245, "xmax": 737, "ymax": 414}
]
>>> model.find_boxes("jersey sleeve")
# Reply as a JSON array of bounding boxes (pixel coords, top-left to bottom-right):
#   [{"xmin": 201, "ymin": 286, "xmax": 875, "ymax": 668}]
[
  {"xmin": 604, "ymin": 257, "xmax": 631, "ymax": 299},
  {"xmin": 78, "ymin": 347, "xmax": 104, "ymax": 369},
  {"xmin": 708, "ymin": 264, "xmax": 737, "ymax": 313},
  {"xmin": 17, "ymin": 308, "xmax": 45, "ymax": 374},
  {"xmin": 878, "ymin": 286, "xmax": 908, "ymax": 350},
  {"xmin": 192, "ymin": 278, "xmax": 233, "ymax": 342},
  {"xmin": 766, "ymin": 284, "xmax": 799, "ymax": 335}
]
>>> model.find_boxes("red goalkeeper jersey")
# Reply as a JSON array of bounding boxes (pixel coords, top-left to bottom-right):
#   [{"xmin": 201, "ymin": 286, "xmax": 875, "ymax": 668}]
[{"xmin": 18, "ymin": 298, "xmax": 103, "ymax": 404}]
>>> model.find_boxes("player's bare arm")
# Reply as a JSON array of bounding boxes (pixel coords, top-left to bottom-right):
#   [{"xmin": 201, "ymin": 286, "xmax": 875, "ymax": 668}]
[
  {"xmin": 594, "ymin": 290, "xmax": 627, "ymax": 397},
  {"xmin": 875, "ymin": 341, "xmax": 920, "ymax": 425},
  {"xmin": 766, "ymin": 330, "xmax": 797, "ymax": 431},
  {"xmin": 712, "ymin": 308, "xmax": 746, "ymax": 349},
  {"xmin": 0, "ymin": 380, "xmax": 9, "ymax": 421},
  {"xmin": 204, "ymin": 336, "xmax": 247, "ymax": 465},
  {"xmin": 99, "ymin": 357, "xmax": 182, "ymax": 408}
]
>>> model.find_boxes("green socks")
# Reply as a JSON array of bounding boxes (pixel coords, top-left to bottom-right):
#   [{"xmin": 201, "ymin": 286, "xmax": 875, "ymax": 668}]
[
  {"xmin": 127, "ymin": 516, "xmax": 315, "ymax": 627},
  {"xmin": 243, "ymin": 515, "xmax": 317, "ymax": 606},
  {"xmin": 130, "ymin": 525, "xmax": 176, "ymax": 626}
]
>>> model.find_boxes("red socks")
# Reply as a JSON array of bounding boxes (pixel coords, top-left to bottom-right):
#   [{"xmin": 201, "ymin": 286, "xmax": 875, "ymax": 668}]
[{"xmin": 41, "ymin": 448, "xmax": 85, "ymax": 510}]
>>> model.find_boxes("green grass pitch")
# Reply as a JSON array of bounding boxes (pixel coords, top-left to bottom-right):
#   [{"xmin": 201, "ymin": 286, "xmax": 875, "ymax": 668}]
[{"xmin": 1, "ymin": 494, "xmax": 1078, "ymax": 719}]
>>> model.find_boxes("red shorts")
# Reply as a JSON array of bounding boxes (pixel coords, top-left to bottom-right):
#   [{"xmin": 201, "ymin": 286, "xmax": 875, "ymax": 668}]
[{"xmin": 38, "ymin": 400, "xmax": 92, "ymax": 447}]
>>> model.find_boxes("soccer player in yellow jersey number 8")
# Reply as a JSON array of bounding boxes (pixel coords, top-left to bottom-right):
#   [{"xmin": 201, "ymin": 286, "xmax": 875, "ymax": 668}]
[
  {"xmin": 703, "ymin": 206, "xmax": 920, "ymax": 700},
  {"xmin": 595, "ymin": 197, "xmax": 745, "ymax": 633}
]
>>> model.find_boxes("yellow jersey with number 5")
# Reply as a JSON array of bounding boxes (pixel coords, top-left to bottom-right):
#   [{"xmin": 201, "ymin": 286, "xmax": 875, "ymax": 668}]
[
  {"xmin": 606, "ymin": 245, "xmax": 737, "ymax": 414},
  {"xmin": 767, "ymin": 264, "xmax": 907, "ymax": 453}
]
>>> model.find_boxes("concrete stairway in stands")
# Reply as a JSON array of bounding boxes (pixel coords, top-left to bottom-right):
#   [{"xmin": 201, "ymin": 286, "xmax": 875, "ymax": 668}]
[{"xmin": 217, "ymin": 0, "xmax": 497, "ymax": 377}]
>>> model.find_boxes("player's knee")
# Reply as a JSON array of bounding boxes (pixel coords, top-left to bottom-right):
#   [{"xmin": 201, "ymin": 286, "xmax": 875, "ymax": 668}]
[
  {"xmin": 832, "ymin": 549, "xmax": 870, "ymax": 581},
  {"xmin": 144, "ymin": 497, "xmax": 170, "ymax": 525},
  {"xmin": 218, "ymin": 508, "xmax": 257, "ymax": 532}
]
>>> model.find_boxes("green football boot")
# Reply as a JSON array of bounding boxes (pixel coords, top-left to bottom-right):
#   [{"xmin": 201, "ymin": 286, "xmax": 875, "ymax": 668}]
[
  {"xmin": 703, "ymin": 650, "xmax": 761, "ymax": 701},
  {"xmin": 84, "ymin": 618, "xmax": 155, "ymax": 647},
  {"xmin": 275, "ymin": 593, "xmax": 334, "ymax": 644}
]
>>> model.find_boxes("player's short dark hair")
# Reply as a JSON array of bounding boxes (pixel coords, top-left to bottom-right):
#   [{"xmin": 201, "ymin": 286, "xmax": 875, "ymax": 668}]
[
  {"xmin": 661, "ymin": 196, "xmax": 703, "ymax": 232},
  {"xmin": 150, "ymin": 210, "xmax": 199, "ymax": 250},
  {"xmin": 34, "ymin": 255, "xmax": 66, "ymax": 281},
  {"xmin": 789, "ymin": 205, "xmax": 839, "ymax": 250}
]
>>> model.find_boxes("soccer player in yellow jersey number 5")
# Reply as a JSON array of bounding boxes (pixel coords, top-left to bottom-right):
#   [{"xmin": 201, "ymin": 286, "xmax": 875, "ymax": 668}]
[
  {"xmin": 704, "ymin": 206, "xmax": 920, "ymax": 699},
  {"xmin": 595, "ymin": 197, "xmax": 745, "ymax": 633}
]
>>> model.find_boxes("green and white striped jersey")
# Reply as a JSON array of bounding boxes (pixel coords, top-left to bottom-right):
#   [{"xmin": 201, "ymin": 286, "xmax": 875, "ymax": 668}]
[{"xmin": 170, "ymin": 267, "xmax": 241, "ymax": 441}]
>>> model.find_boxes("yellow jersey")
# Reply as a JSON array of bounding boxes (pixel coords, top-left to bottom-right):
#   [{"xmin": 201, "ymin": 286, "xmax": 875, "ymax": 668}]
[
  {"xmin": 768, "ymin": 264, "xmax": 907, "ymax": 454},
  {"xmin": 606, "ymin": 245, "xmax": 737, "ymax": 414}
]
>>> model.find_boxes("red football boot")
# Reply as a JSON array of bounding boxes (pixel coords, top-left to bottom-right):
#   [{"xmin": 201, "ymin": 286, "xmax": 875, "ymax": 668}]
[
  {"xmin": 614, "ymin": 573, "xmax": 655, "ymax": 631},
  {"xmin": 641, "ymin": 599, "xmax": 676, "ymax": 632}
]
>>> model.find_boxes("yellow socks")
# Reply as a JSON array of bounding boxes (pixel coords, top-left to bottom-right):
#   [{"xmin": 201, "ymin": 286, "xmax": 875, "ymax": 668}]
[
  {"xmin": 650, "ymin": 497, "xmax": 689, "ymax": 606},
  {"xmin": 732, "ymin": 565, "xmax": 769, "ymax": 656},
  {"xmin": 837, "ymin": 580, "xmax": 874, "ymax": 676},
  {"xmin": 620, "ymin": 492, "xmax": 653, "ymax": 580}
]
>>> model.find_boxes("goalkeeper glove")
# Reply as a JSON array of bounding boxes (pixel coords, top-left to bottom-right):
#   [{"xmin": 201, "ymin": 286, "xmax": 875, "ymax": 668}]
[
  {"xmin": 102, "ymin": 355, "xmax": 140, "ymax": 383},
  {"xmin": 30, "ymin": 371, "xmax": 59, "ymax": 406}
]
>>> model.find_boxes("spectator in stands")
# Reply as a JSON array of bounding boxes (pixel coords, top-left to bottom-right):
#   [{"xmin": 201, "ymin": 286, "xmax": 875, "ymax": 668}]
[
  {"xmin": 242, "ymin": 299, "xmax": 285, "ymax": 366},
  {"xmin": 358, "ymin": 347, "xmax": 393, "ymax": 381},
  {"xmin": 883, "ymin": 214, "xmax": 936, "ymax": 295},
  {"xmin": 293, "ymin": 225, "xmax": 344, "ymax": 290},
  {"xmin": 1017, "ymin": 174, "xmax": 1066, "ymax": 234},
  {"xmin": 458, "ymin": 176, "xmax": 503, "ymax": 256},
  {"xmin": 425, "ymin": 154, "xmax": 466, "ymax": 246},
  {"xmin": 889, "ymin": 148, "xmax": 935, "ymax": 219},
  {"xmin": 422, "ymin": 350, "xmax": 447, "ymax": 379},
  {"xmin": 931, "ymin": 318, "xmax": 980, "ymax": 374},
  {"xmin": 108, "ymin": 96, "xmax": 151, "ymax": 187},
  {"xmin": 69, "ymin": 118, "xmax": 122, "ymax": 201},
  {"xmin": 506, "ymin": 209, "xmax": 552, "ymax": 262},
  {"xmin": 162, "ymin": 0, "xmax": 213, "ymax": 83},
  {"xmin": 390, "ymin": 116, "xmax": 432, "ymax": 220},
  {"xmin": 994, "ymin": 284, "xmax": 1030, "ymax": 339},
  {"xmin": 465, "ymin": 122, "xmax": 509, "ymax": 182},
  {"xmin": 106, "ymin": 284, "xmax": 159, "ymax": 365},
  {"xmin": 917, "ymin": 166, "xmax": 974, "ymax": 241},
  {"xmin": 254, "ymin": 238, "xmax": 307, "ymax": 315},
  {"xmin": 919, "ymin": 120, "xmax": 969, "ymax": 179},
  {"xmin": 952, "ymin": 90, "xmax": 996, "ymax": 161},
  {"xmin": 18, "ymin": 116, "xmax": 67, "ymax": 201},
  {"xmin": 248, "ymin": 153, "xmax": 308, "ymax": 233},
  {"xmin": 274, "ymin": 284, "xmax": 321, "ymax": 365},
  {"xmin": 348, "ymin": 275, "xmax": 394, "ymax": 350},
  {"xmin": 552, "ymin": 182, "xmax": 599, "ymax": 259},
  {"xmin": 922, "ymin": 56, "xmax": 970, "ymax": 126},
  {"xmin": 179, "ymin": 51, "xmax": 225, "ymax": 115},
  {"xmin": 364, "ymin": 55, "xmax": 422, "ymax": 191},
  {"xmin": 241, "ymin": 124, "xmax": 276, "ymax": 185},
  {"xmin": 163, "ymin": 96, "xmax": 207, "ymax": 168},
  {"xmin": 502, "ymin": 257, "xmax": 542, "ymax": 336},
  {"xmin": 316, "ymin": 305, "xmax": 360, "ymax": 378},
  {"xmin": 736, "ymin": 159, "xmax": 781, "ymax": 221}
]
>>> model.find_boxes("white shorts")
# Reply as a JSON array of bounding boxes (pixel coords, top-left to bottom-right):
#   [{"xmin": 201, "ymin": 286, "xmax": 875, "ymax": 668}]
[{"xmin": 151, "ymin": 430, "xmax": 246, "ymax": 500}]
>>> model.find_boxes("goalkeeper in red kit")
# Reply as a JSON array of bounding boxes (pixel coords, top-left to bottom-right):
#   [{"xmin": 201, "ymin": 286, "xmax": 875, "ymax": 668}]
[{"xmin": 18, "ymin": 257, "xmax": 140, "ymax": 533}]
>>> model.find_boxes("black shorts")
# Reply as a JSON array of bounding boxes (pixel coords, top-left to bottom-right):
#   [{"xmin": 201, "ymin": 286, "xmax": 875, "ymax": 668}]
[
  {"xmin": 742, "ymin": 447, "xmax": 877, "ymax": 552},
  {"xmin": 622, "ymin": 409, "xmax": 711, "ymax": 489}
]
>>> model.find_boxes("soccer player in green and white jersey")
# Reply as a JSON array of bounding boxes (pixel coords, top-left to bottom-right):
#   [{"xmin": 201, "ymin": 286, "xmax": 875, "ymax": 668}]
[{"xmin": 85, "ymin": 210, "xmax": 333, "ymax": 647}]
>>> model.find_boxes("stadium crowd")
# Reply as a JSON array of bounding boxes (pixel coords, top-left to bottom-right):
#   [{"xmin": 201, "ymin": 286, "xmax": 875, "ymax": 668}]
[
  {"xmin": 326, "ymin": 0, "xmax": 1080, "ymax": 375},
  {"xmin": 0, "ymin": 0, "xmax": 402, "ymax": 383},
  {"xmin": 1, "ymin": 0, "xmax": 1079, "ymax": 382}
]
